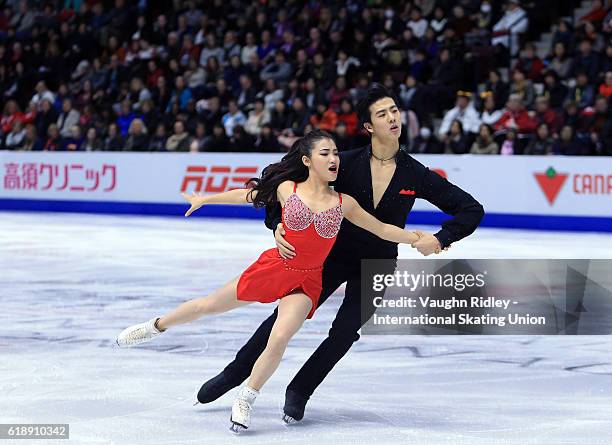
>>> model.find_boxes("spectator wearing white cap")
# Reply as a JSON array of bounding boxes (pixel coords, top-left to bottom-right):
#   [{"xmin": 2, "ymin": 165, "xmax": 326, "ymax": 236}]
[{"xmin": 439, "ymin": 90, "xmax": 481, "ymax": 139}]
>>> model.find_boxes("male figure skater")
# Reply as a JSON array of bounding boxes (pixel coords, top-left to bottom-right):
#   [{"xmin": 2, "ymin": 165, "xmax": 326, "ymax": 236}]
[{"xmin": 196, "ymin": 84, "xmax": 485, "ymax": 422}]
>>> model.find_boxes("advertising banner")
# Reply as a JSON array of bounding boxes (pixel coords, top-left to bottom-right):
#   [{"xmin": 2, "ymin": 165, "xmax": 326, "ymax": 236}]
[{"xmin": 1, "ymin": 151, "xmax": 611, "ymax": 230}]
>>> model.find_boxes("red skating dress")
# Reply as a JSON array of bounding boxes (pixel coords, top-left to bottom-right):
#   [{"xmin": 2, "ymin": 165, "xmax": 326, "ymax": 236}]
[{"xmin": 236, "ymin": 182, "xmax": 343, "ymax": 319}]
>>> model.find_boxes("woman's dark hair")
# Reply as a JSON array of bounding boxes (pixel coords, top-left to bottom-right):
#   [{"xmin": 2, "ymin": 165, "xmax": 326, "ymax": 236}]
[
  {"xmin": 489, "ymin": 69, "xmax": 501, "ymax": 79},
  {"xmin": 356, "ymin": 82, "xmax": 399, "ymax": 126},
  {"xmin": 340, "ymin": 98, "xmax": 353, "ymax": 109},
  {"xmin": 544, "ymin": 69, "xmax": 559, "ymax": 82},
  {"xmin": 247, "ymin": 129, "xmax": 334, "ymax": 208},
  {"xmin": 534, "ymin": 122, "xmax": 551, "ymax": 143},
  {"xmin": 479, "ymin": 123, "xmax": 493, "ymax": 139},
  {"xmin": 450, "ymin": 119, "xmax": 464, "ymax": 135}
]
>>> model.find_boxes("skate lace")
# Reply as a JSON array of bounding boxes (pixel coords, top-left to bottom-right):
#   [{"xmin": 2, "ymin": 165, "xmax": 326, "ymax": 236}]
[
  {"xmin": 237, "ymin": 399, "xmax": 250, "ymax": 417},
  {"xmin": 126, "ymin": 326, "xmax": 146, "ymax": 342}
]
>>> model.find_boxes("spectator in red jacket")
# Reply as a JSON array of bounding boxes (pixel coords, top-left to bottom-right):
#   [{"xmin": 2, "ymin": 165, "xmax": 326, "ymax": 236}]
[
  {"xmin": 532, "ymin": 96, "xmax": 562, "ymax": 136},
  {"xmin": 513, "ymin": 42, "xmax": 544, "ymax": 81},
  {"xmin": 21, "ymin": 102, "xmax": 37, "ymax": 126},
  {"xmin": 328, "ymin": 76, "xmax": 350, "ymax": 111},
  {"xmin": 337, "ymin": 99, "xmax": 358, "ymax": 135},
  {"xmin": 310, "ymin": 103, "xmax": 338, "ymax": 132},
  {"xmin": 494, "ymin": 94, "xmax": 537, "ymax": 134},
  {"xmin": 577, "ymin": 0, "xmax": 607, "ymax": 27},
  {"xmin": 1, "ymin": 100, "xmax": 24, "ymax": 134},
  {"xmin": 582, "ymin": 95, "xmax": 610, "ymax": 149},
  {"xmin": 598, "ymin": 71, "xmax": 612, "ymax": 98}
]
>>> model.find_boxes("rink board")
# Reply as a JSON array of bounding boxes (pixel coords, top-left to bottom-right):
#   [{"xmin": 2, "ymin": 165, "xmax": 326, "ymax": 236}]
[{"xmin": 1, "ymin": 151, "xmax": 611, "ymax": 231}]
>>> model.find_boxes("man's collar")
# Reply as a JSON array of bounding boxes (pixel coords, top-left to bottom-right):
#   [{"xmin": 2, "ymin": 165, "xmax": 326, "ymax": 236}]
[{"xmin": 367, "ymin": 143, "xmax": 409, "ymax": 161}]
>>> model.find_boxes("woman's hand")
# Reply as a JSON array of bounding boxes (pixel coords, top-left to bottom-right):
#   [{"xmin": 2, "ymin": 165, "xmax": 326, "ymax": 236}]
[
  {"xmin": 182, "ymin": 192, "xmax": 206, "ymax": 217},
  {"xmin": 411, "ymin": 230, "xmax": 451, "ymax": 255}
]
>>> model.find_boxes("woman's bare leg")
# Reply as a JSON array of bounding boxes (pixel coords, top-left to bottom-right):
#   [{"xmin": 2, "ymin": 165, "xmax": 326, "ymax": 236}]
[
  {"xmin": 247, "ymin": 292, "xmax": 312, "ymax": 390},
  {"xmin": 156, "ymin": 276, "xmax": 251, "ymax": 331}
]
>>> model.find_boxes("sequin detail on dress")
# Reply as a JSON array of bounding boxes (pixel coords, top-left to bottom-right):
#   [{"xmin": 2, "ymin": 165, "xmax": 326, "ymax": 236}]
[{"xmin": 284, "ymin": 193, "xmax": 343, "ymax": 239}]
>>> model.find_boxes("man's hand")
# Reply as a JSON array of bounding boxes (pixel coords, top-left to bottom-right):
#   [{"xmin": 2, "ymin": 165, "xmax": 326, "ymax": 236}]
[
  {"xmin": 275, "ymin": 223, "xmax": 296, "ymax": 259},
  {"xmin": 411, "ymin": 231, "xmax": 446, "ymax": 256}
]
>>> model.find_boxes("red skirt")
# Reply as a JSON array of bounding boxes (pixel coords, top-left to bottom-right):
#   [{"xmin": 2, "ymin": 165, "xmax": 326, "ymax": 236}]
[{"xmin": 236, "ymin": 248, "xmax": 323, "ymax": 319}]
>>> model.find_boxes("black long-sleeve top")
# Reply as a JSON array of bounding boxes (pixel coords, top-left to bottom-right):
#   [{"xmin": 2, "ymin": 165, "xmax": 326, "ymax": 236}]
[{"xmin": 265, "ymin": 144, "xmax": 484, "ymax": 263}]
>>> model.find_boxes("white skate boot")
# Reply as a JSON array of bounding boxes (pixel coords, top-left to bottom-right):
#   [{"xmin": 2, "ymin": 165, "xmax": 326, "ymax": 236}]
[
  {"xmin": 116, "ymin": 318, "xmax": 164, "ymax": 347},
  {"xmin": 229, "ymin": 386, "xmax": 259, "ymax": 434}
]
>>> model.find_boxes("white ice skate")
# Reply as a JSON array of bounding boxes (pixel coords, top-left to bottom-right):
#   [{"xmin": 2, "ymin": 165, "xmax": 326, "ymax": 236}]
[
  {"xmin": 229, "ymin": 386, "xmax": 259, "ymax": 434},
  {"xmin": 116, "ymin": 318, "xmax": 164, "ymax": 347}
]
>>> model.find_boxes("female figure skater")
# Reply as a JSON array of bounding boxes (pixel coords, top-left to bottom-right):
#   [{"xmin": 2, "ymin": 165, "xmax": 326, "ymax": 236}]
[{"xmin": 116, "ymin": 129, "xmax": 420, "ymax": 433}]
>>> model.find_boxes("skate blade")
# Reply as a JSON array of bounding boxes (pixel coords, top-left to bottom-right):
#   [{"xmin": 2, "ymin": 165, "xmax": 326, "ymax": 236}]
[
  {"xmin": 115, "ymin": 337, "xmax": 131, "ymax": 348},
  {"xmin": 229, "ymin": 422, "xmax": 247, "ymax": 434},
  {"xmin": 282, "ymin": 414, "xmax": 298, "ymax": 425},
  {"xmin": 192, "ymin": 389, "xmax": 201, "ymax": 407},
  {"xmin": 115, "ymin": 337, "xmax": 143, "ymax": 348}
]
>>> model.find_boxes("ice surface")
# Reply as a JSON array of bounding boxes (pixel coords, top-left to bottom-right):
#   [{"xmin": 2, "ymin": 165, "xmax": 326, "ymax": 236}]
[{"xmin": 1, "ymin": 211, "xmax": 612, "ymax": 444}]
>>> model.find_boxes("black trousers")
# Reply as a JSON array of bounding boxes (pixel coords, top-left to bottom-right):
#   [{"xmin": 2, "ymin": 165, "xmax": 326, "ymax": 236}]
[{"xmin": 223, "ymin": 255, "xmax": 393, "ymax": 399}]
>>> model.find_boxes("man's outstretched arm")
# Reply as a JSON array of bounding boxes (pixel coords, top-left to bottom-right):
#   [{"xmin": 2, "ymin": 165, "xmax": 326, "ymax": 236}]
[{"xmin": 415, "ymin": 162, "xmax": 485, "ymax": 249}]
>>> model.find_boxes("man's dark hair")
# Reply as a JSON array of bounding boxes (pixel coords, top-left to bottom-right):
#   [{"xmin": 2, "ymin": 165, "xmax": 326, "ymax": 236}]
[{"xmin": 356, "ymin": 83, "xmax": 400, "ymax": 126}]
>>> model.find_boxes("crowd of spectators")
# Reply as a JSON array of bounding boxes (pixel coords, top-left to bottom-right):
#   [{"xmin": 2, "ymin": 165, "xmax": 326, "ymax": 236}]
[{"xmin": 0, "ymin": 0, "xmax": 610, "ymax": 155}]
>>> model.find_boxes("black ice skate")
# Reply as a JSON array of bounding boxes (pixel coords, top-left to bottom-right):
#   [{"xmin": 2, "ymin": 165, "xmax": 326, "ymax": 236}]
[
  {"xmin": 196, "ymin": 371, "xmax": 238, "ymax": 404},
  {"xmin": 282, "ymin": 388, "xmax": 308, "ymax": 424}
]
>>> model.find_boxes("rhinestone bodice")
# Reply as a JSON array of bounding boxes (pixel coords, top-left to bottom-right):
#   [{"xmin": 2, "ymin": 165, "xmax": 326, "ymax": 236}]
[
  {"xmin": 280, "ymin": 183, "xmax": 343, "ymax": 270},
  {"xmin": 283, "ymin": 192, "xmax": 343, "ymax": 239}
]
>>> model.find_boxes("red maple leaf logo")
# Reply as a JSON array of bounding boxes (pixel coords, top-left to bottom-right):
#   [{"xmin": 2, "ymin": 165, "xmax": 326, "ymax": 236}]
[{"xmin": 534, "ymin": 167, "xmax": 568, "ymax": 205}]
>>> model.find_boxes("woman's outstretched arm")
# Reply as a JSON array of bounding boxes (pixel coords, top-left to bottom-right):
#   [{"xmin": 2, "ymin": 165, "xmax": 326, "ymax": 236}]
[
  {"xmin": 341, "ymin": 194, "xmax": 420, "ymax": 245},
  {"xmin": 181, "ymin": 180, "xmax": 293, "ymax": 217},
  {"xmin": 181, "ymin": 188, "xmax": 257, "ymax": 216}
]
